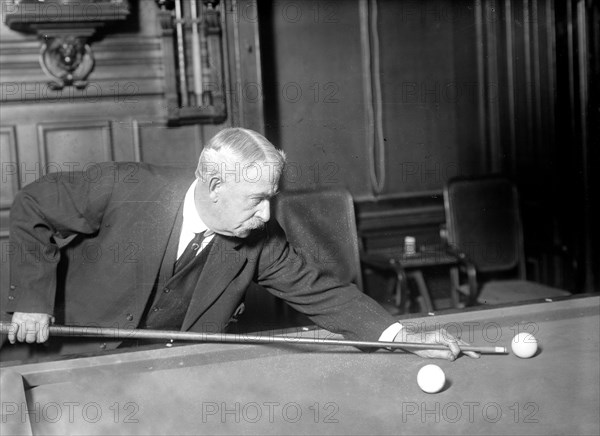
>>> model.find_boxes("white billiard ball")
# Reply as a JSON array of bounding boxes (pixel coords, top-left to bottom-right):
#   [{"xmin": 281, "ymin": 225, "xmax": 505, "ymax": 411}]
[
  {"xmin": 417, "ymin": 364, "xmax": 446, "ymax": 394},
  {"xmin": 511, "ymin": 333, "xmax": 538, "ymax": 358}
]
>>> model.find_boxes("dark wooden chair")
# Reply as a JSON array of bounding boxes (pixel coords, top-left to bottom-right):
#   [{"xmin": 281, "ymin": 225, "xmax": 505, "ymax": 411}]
[
  {"xmin": 274, "ymin": 188, "xmax": 363, "ymax": 289},
  {"xmin": 442, "ymin": 175, "xmax": 571, "ymax": 306}
]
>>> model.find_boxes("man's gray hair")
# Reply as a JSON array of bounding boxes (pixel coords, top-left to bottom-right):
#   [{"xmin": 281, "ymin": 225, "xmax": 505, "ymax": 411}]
[{"xmin": 196, "ymin": 128, "xmax": 286, "ymax": 182}]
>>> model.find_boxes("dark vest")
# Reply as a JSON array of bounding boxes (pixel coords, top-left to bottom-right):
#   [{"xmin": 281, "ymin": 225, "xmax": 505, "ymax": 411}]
[{"xmin": 138, "ymin": 211, "xmax": 214, "ymax": 331}]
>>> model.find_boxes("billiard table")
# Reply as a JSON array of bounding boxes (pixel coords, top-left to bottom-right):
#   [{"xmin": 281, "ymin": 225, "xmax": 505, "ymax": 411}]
[{"xmin": 1, "ymin": 294, "xmax": 599, "ymax": 435}]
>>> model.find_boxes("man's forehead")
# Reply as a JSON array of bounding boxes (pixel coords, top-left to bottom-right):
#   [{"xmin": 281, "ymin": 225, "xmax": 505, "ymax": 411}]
[{"xmin": 221, "ymin": 160, "xmax": 280, "ymax": 185}]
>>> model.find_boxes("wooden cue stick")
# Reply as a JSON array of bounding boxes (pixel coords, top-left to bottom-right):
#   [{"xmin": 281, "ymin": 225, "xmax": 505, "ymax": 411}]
[
  {"xmin": 174, "ymin": 0, "xmax": 189, "ymax": 106},
  {"xmin": 0, "ymin": 323, "xmax": 507, "ymax": 354},
  {"xmin": 190, "ymin": 0, "xmax": 203, "ymax": 102}
]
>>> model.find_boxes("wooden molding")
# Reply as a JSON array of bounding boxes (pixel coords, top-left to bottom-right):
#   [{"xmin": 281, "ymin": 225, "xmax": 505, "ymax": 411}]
[
  {"xmin": 356, "ymin": 194, "xmax": 445, "ymax": 234},
  {"xmin": 37, "ymin": 120, "xmax": 114, "ymax": 175},
  {"xmin": 0, "ymin": 125, "xmax": 19, "ymax": 209}
]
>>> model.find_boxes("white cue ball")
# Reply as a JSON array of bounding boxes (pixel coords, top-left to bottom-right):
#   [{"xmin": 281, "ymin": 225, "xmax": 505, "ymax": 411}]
[
  {"xmin": 417, "ymin": 364, "xmax": 446, "ymax": 394},
  {"xmin": 511, "ymin": 333, "xmax": 538, "ymax": 358}
]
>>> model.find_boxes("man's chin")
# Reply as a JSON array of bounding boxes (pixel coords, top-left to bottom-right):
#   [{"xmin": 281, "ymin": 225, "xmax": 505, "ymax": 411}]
[{"xmin": 233, "ymin": 230, "xmax": 251, "ymax": 238}]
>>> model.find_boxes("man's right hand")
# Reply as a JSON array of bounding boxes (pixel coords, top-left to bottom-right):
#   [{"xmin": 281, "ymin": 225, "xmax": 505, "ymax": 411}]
[{"xmin": 8, "ymin": 312, "xmax": 54, "ymax": 344}]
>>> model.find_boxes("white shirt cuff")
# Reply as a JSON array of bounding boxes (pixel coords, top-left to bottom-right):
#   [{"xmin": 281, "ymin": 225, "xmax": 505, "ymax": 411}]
[{"xmin": 378, "ymin": 322, "xmax": 404, "ymax": 343}]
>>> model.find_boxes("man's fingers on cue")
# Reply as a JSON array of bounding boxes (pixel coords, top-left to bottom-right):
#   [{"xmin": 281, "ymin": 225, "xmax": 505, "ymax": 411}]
[
  {"xmin": 441, "ymin": 337, "xmax": 461, "ymax": 358},
  {"xmin": 457, "ymin": 338, "xmax": 481, "ymax": 359},
  {"xmin": 431, "ymin": 350, "xmax": 455, "ymax": 361},
  {"xmin": 8, "ymin": 324, "xmax": 17, "ymax": 343},
  {"xmin": 38, "ymin": 323, "xmax": 50, "ymax": 343},
  {"xmin": 16, "ymin": 323, "xmax": 27, "ymax": 342},
  {"xmin": 26, "ymin": 330, "xmax": 37, "ymax": 343},
  {"xmin": 21, "ymin": 321, "xmax": 37, "ymax": 343},
  {"xmin": 25, "ymin": 321, "xmax": 37, "ymax": 343},
  {"xmin": 449, "ymin": 345, "xmax": 460, "ymax": 359}
]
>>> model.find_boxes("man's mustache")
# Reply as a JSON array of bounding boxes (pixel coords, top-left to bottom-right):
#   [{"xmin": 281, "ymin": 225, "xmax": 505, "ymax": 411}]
[{"xmin": 249, "ymin": 219, "xmax": 266, "ymax": 230}]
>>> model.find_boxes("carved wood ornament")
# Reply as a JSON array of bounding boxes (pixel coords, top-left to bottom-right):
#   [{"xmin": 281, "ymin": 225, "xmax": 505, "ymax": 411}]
[{"xmin": 3, "ymin": 0, "xmax": 130, "ymax": 90}]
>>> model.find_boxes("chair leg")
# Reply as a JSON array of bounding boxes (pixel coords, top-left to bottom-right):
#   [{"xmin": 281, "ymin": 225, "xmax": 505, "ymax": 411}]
[
  {"xmin": 408, "ymin": 270, "xmax": 434, "ymax": 313},
  {"xmin": 449, "ymin": 267, "xmax": 462, "ymax": 308},
  {"xmin": 394, "ymin": 270, "xmax": 411, "ymax": 313},
  {"xmin": 465, "ymin": 263, "xmax": 478, "ymax": 306}
]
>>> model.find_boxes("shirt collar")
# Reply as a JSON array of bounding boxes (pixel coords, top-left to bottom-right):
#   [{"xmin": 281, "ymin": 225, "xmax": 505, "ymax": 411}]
[{"xmin": 182, "ymin": 179, "xmax": 210, "ymax": 235}]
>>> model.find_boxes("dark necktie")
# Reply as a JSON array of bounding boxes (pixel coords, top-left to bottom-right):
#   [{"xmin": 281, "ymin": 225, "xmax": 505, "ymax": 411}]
[{"xmin": 174, "ymin": 231, "xmax": 206, "ymax": 274}]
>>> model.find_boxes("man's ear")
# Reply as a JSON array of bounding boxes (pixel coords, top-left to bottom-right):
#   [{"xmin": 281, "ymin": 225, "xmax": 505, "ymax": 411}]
[{"xmin": 207, "ymin": 176, "xmax": 222, "ymax": 202}]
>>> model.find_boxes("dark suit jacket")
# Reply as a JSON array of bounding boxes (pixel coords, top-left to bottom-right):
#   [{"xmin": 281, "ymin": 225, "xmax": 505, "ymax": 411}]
[{"xmin": 4, "ymin": 163, "xmax": 396, "ymax": 352}]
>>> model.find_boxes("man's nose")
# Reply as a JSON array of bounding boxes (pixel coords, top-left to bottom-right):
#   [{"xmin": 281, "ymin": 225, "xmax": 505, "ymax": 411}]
[{"xmin": 256, "ymin": 200, "xmax": 270, "ymax": 222}]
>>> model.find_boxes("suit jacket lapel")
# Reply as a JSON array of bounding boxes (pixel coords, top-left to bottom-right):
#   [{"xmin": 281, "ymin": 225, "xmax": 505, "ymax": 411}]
[
  {"xmin": 132, "ymin": 177, "xmax": 189, "ymax": 308},
  {"xmin": 181, "ymin": 235, "xmax": 246, "ymax": 331}
]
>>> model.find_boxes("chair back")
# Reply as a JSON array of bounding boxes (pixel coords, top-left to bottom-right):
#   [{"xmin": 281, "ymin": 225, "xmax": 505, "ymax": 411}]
[
  {"xmin": 274, "ymin": 188, "xmax": 363, "ymax": 289},
  {"xmin": 444, "ymin": 176, "xmax": 526, "ymax": 276}
]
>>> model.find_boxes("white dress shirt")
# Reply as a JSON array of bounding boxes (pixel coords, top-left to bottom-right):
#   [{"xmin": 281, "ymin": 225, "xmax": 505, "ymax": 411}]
[{"xmin": 177, "ymin": 180, "xmax": 215, "ymax": 258}]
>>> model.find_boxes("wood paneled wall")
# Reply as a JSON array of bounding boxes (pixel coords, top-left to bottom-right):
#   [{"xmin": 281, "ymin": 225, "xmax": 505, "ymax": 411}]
[
  {"xmin": 260, "ymin": 0, "xmax": 482, "ymax": 200},
  {"xmin": 258, "ymin": 0, "xmax": 595, "ymax": 290},
  {"xmin": 0, "ymin": 0, "xmax": 264, "ymax": 293},
  {"xmin": 258, "ymin": 0, "xmax": 485, "ymax": 261},
  {"xmin": 0, "ymin": 2, "xmax": 186, "ymax": 293}
]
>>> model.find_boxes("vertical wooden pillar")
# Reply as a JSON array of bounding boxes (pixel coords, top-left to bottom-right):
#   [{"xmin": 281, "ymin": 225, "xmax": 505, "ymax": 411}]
[{"xmin": 223, "ymin": 0, "xmax": 264, "ymax": 133}]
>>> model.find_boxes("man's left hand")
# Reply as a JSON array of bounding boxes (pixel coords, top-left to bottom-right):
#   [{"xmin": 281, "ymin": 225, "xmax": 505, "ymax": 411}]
[{"xmin": 395, "ymin": 327, "xmax": 480, "ymax": 360}]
